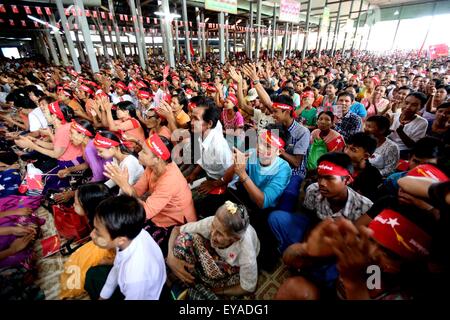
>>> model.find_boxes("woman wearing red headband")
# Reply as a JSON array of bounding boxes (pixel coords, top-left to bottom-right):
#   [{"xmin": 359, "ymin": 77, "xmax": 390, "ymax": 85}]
[
  {"xmin": 14, "ymin": 102, "xmax": 84, "ymax": 192},
  {"xmin": 103, "ymin": 134, "xmax": 197, "ymax": 256},
  {"xmin": 93, "ymin": 131, "xmax": 144, "ymax": 195}
]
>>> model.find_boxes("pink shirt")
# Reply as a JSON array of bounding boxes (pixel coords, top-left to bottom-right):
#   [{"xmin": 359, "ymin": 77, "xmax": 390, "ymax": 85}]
[
  {"xmin": 221, "ymin": 110, "xmax": 244, "ymax": 130},
  {"xmin": 54, "ymin": 123, "xmax": 83, "ymax": 161}
]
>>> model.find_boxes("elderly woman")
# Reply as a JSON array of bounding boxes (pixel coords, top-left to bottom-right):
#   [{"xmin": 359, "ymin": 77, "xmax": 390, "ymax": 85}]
[{"xmin": 167, "ymin": 201, "xmax": 260, "ymax": 300}]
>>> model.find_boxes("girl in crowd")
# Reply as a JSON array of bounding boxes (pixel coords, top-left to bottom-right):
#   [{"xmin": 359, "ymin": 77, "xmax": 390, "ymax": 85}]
[
  {"xmin": 93, "ymin": 131, "xmax": 144, "ymax": 195},
  {"xmin": 310, "ymin": 111, "xmax": 346, "ymax": 152},
  {"xmin": 104, "ymin": 100, "xmax": 146, "ymax": 143},
  {"xmin": 167, "ymin": 201, "xmax": 259, "ymax": 299},
  {"xmin": 422, "ymin": 85, "xmax": 449, "ymax": 121},
  {"xmin": 59, "ymin": 183, "xmax": 114, "ymax": 299},
  {"xmin": 14, "ymin": 102, "xmax": 84, "ymax": 192},
  {"xmin": 103, "ymin": 134, "xmax": 197, "ymax": 255},
  {"xmin": 362, "ymin": 85, "xmax": 390, "ymax": 118},
  {"xmin": 220, "ymin": 94, "xmax": 245, "ymax": 149},
  {"xmin": 364, "ymin": 115, "xmax": 400, "ymax": 178}
]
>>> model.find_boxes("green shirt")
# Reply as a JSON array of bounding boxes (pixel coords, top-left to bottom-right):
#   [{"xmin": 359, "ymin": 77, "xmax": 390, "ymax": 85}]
[{"xmin": 300, "ymin": 107, "xmax": 317, "ymax": 127}]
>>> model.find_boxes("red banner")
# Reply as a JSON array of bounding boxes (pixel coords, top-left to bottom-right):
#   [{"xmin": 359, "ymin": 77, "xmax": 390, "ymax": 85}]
[
  {"xmin": 101, "ymin": 11, "xmax": 106, "ymax": 19},
  {"xmin": 85, "ymin": 10, "xmax": 91, "ymax": 17},
  {"xmin": 45, "ymin": 7, "xmax": 51, "ymax": 15},
  {"xmin": 109, "ymin": 13, "xmax": 113, "ymax": 20},
  {"xmin": 9, "ymin": 19, "xmax": 14, "ymax": 26},
  {"xmin": 429, "ymin": 44, "xmax": 448, "ymax": 60},
  {"xmin": 0, "ymin": 5, "xmax": 5, "ymax": 13},
  {"xmin": 108, "ymin": 25, "xmax": 111, "ymax": 32},
  {"xmin": 11, "ymin": 5, "xmax": 19, "ymax": 14},
  {"xmin": 146, "ymin": 17, "xmax": 150, "ymax": 24},
  {"xmin": 119, "ymin": 14, "xmax": 124, "ymax": 21},
  {"xmin": 125, "ymin": 15, "xmax": 129, "ymax": 22},
  {"xmin": 93, "ymin": 11, "xmax": 98, "ymax": 18},
  {"xmin": 21, "ymin": 20, "xmax": 26, "ymax": 27},
  {"xmin": 24, "ymin": 6, "xmax": 32, "ymax": 14}
]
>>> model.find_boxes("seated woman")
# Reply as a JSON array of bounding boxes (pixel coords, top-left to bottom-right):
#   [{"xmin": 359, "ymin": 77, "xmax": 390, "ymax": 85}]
[
  {"xmin": 93, "ymin": 131, "xmax": 144, "ymax": 195},
  {"xmin": 166, "ymin": 201, "xmax": 260, "ymax": 300},
  {"xmin": 310, "ymin": 111, "xmax": 345, "ymax": 152},
  {"xmin": 220, "ymin": 94, "xmax": 245, "ymax": 150},
  {"xmin": 59, "ymin": 183, "xmax": 115, "ymax": 299},
  {"xmin": 103, "ymin": 134, "xmax": 197, "ymax": 255},
  {"xmin": 103, "ymin": 99, "xmax": 145, "ymax": 146},
  {"xmin": 14, "ymin": 102, "xmax": 83, "ymax": 193},
  {"xmin": 361, "ymin": 85, "xmax": 390, "ymax": 118},
  {"xmin": 364, "ymin": 115, "xmax": 400, "ymax": 178}
]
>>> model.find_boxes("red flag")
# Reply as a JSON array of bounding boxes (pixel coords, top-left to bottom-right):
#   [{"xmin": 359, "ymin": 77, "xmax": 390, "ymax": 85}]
[
  {"xmin": 93, "ymin": 11, "xmax": 98, "ymax": 18},
  {"xmin": 24, "ymin": 6, "xmax": 32, "ymax": 14},
  {"xmin": 146, "ymin": 17, "xmax": 150, "ymax": 24},
  {"xmin": 85, "ymin": 10, "xmax": 91, "ymax": 17},
  {"xmin": 21, "ymin": 20, "xmax": 26, "ymax": 27},
  {"xmin": 429, "ymin": 44, "xmax": 448, "ymax": 60},
  {"xmin": 11, "ymin": 5, "xmax": 19, "ymax": 14},
  {"xmin": 123, "ymin": 26, "xmax": 126, "ymax": 32},
  {"xmin": 190, "ymin": 40, "xmax": 195, "ymax": 57},
  {"xmin": 101, "ymin": 11, "xmax": 106, "ymax": 19},
  {"xmin": 74, "ymin": 23, "xmax": 78, "ymax": 30},
  {"xmin": 108, "ymin": 25, "xmax": 111, "ymax": 32},
  {"xmin": 45, "ymin": 7, "xmax": 51, "ymax": 15},
  {"xmin": 119, "ymin": 14, "xmax": 124, "ymax": 21},
  {"xmin": 124, "ymin": 15, "xmax": 128, "ymax": 22},
  {"xmin": 189, "ymin": 21, "xmax": 192, "ymax": 27},
  {"xmin": 0, "ymin": 5, "xmax": 5, "ymax": 13},
  {"xmin": 109, "ymin": 13, "xmax": 113, "ymax": 20},
  {"xmin": 9, "ymin": 19, "xmax": 14, "ymax": 26},
  {"xmin": 154, "ymin": 18, "xmax": 157, "ymax": 24}
]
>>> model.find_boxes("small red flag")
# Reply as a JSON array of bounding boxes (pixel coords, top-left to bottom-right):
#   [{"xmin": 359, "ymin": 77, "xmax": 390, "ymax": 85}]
[
  {"xmin": 21, "ymin": 20, "xmax": 26, "ymax": 27},
  {"xmin": 125, "ymin": 15, "xmax": 128, "ymax": 22},
  {"xmin": 119, "ymin": 14, "xmax": 124, "ymax": 21},
  {"xmin": 0, "ymin": 5, "xmax": 6, "ymax": 13},
  {"xmin": 36, "ymin": 7, "xmax": 43, "ymax": 15},
  {"xmin": 146, "ymin": 17, "xmax": 150, "ymax": 24},
  {"xmin": 24, "ymin": 6, "xmax": 32, "ymax": 14},
  {"xmin": 101, "ymin": 11, "xmax": 106, "ymax": 19},
  {"xmin": 85, "ymin": 10, "xmax": 91, "ymax": 17},
  {"xmin": 93, "ymin": 11, "xmax": 98, "ymax": 18},
  {"xmin": 11, "ymin": 5, "xmax": 19, "ymax": 14},
  {"xmin": 9, "ymin": 19, "xmax": 15, "ymax": 26},
  {"xmin": 45, "ymin": 7, "xmax": 51, "ymax": 15},
  {"xmin": 109, "ymin": 13, "xmax": 113, "ymax": 20}
]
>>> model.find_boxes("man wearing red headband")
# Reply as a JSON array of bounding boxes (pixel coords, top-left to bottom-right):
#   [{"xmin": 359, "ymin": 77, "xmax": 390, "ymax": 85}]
[
  {"xmin": 269, "ymin": 152, "xmax": 373, "ymax": 274},
  {"xmin": 271, "ymin": 95, "xmax": 311, "ymax": 212},
  {"xmin": 111, "ymin": 81, "xmax": 134, "ymax": 105}
]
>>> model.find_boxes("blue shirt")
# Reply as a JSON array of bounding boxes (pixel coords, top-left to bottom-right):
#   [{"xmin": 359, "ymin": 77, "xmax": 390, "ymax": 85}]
[
  {"xmin": 245, "ymin": 149, "xmax": 292, "ymax": 209},
  {"xmin": 349, "ymin": 102, "xmax": 367, "ymax": 118}
]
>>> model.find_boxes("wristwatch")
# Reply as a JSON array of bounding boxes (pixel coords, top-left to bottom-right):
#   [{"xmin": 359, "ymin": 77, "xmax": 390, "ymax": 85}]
[{"xmin": 253, "ymin": 79, "xmax": 260, "ymax": 85}]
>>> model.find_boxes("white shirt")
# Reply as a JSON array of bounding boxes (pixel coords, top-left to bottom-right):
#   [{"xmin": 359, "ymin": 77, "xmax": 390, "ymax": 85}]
[
  {"xmin": 388, "ymin": 113, "xmax": 428, "ymax": 151},
  {"xmin": 105, "ymin": 155, "xmax": 144, "ymax": 193},
  {"xmin": 181, "ymin": 216, "xmax": 260, "ymax": 292},
  {"xmin": 196, "ymin": 121, "xmax": 233, "ymax": 180},
  {"xmin": 100, "ymin": 230, "xmax": 166, "ymax": 300},
  {"xmin": 28, "ymin": 107, "xmax": 48, "ymax": 132}
]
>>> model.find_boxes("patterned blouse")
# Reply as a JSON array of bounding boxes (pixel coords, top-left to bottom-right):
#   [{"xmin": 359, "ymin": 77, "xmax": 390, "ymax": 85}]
[{"xmin": 369, "ymin": 138, "xmax": 400, "ymax": 177}]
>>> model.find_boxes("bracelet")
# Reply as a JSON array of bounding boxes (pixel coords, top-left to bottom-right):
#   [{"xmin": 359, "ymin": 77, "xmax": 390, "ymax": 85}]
[
  {"xmin": 253, "ymin": 79, "xmax": 260, "ymax": 85},
  {"xmin": 240, "ymin": 175, "xmax": 249, "ymax": 184}
]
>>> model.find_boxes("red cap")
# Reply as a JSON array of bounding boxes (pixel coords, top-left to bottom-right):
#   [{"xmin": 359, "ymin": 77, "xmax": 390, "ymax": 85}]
[
  {"xmin": 144, "ymin": 134, "xmax": 170, "ymax": 161},
  {"xmin": 369, "ymin": 209, "xmax": 432, "ymax": 260},
  {"xmin": 260, "ymin": 130, "xmax": 285, "ymax": 150},
  {"xmin": 48, "ymin": 101, "xmax": 66, "ymax": 124},
  {"xmin": 407, "ymin": 164, "xmax": 448, "ymax": 182}
]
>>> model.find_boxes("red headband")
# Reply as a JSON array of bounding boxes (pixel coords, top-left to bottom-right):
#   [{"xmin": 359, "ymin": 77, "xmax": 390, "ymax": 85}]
[
  {"xmin": 79, "ymin": 84, "xmax": 94, "ymax": 95},
  {"xmin": 150, "ymin": 80, "xmax": 160, "ymax": 86},
  {"xmin": 59, "ymin": 89, "xmax": 71, "ymax": 97},
  {"xmin": 116, "ymin": 81, "xmax": 128, "ymax": 91},
  {"xmin": 317, "ymin": 161, "xmax": 352, "ymax": 180},
  {"xmin": 128, "ymin": 83, "xmax": 136, "ymax": 91},
  {"xmin": 261, "ymin": 131, "xmax": 285, "ymax": 150},
  {"xmin": 95, "ymin": 90, "xmax": 109, "ymax": 100},
  {"xmin": 93, "ymin": 132, "xmax": 120, "ymax": 148},
  {"xmin": 48, "ymin": 101, "xmax": 66, "ymax": 124},
  {"xmin": 301, "ymin": 91, "xmax": 315, "ymax": 99},
  {"xmin": 68, "ymin": 69, "xmax": 78, "ymax": 77},
  {"xmin": 71, "ymin": 120, "xmax": 93, "ymax": 137},
  {"xmin": 369, "ymin": 209, "xmax": 432, "ymax": 260},
  {"xmin": 227, "ymin": 94, "xmax": 238, "ymax": 106},
  {"xmin": 188, "ymin": 102, "xmax": 197, "ymax": 110},
  {"xmin": 206, "ymin": 85, "xmax": 217, "ymax": 92},
  {"xmin": 407, "ymin": 164, "xmax": 448, "ymax": 182},
  {"xmin": 144, "ymin": 134, "xmax": 170, "ymax": 161},
  {"xmin": 272, "ymin": 102, "xmax": 293, "ymax": 111},
  {"xmin": 185, "ymin": 89, "xmax": 194, "ymax": 95},
  {"xmin": 138, "ymin": 90, "xmax": 152, "ymax": 100}
]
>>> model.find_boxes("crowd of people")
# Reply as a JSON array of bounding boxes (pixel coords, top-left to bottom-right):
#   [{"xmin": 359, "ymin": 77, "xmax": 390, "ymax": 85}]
[{"xmin": 0, "ymin": 49, "xmax": 449, "ymax": 300}]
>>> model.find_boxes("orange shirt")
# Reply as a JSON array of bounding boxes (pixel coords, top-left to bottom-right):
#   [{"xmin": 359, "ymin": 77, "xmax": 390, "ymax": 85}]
[
  {"xmin": 133, "ymin": 162, "xmax": 197, "ymax": 228},
  {"xmin": 114, "ymin": 118, "xmax": 145, "ymax": 142},
  {"xmin": 68, "ymin": 99, "xmax": 83, "ymax": 113},
  {"xmin": 54, "ymin": 123, "xmax": 83, "ymax": 161}
]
